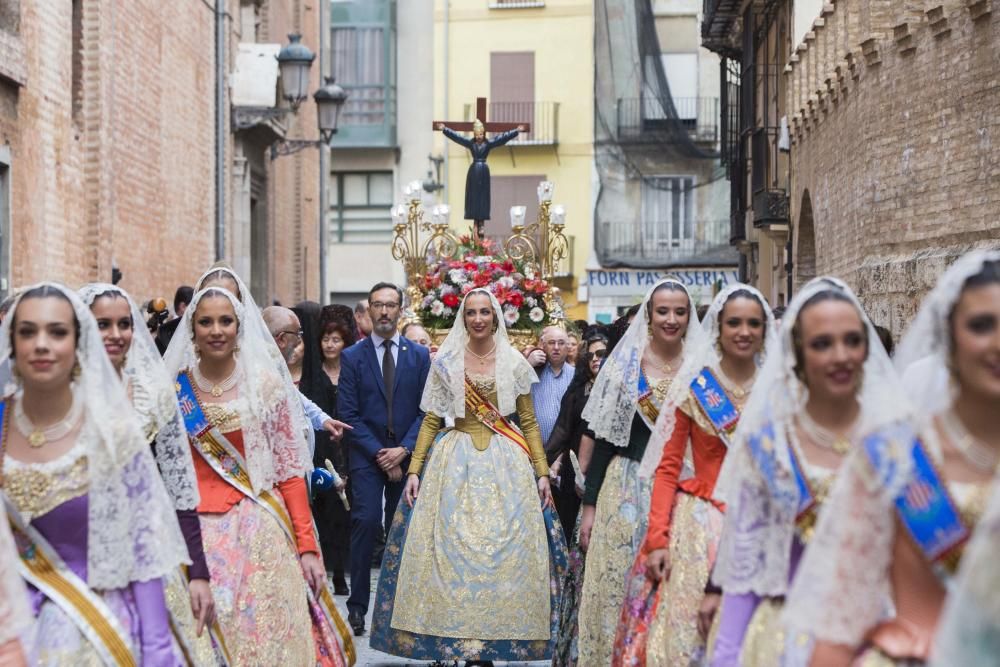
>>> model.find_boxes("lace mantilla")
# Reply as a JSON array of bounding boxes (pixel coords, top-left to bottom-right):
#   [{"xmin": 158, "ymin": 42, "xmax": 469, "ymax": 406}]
[
  {"xmin": 0, "ymin": 283, "xmax": 190, "ymax": 589},
  {"xmin": 0, "ymin": 505, "xmax": 30, "ymax": 644},
  {"xmin": 421, "ymin": 289, "xmax": 536, "ymax": 420}
]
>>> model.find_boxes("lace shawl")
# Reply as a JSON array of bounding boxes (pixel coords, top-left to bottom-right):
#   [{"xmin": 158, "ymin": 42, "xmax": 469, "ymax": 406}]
[
  {"xmin": 712, "ymin": 278, "xmax": 906, "ymax": 597},
  {"xmin": 420, "ymin": 289, "xmax": 536, "ymax": 419},
  {"xmin": 637, "ymin": 282, "xmax": 777, "ymax": 479},
  {"xmin": 582, "ymin": 278, "xmax": 706, "ymax": 450},
  {"xmin": 0, "ymin": 504, "xmax": 31, "ymax": 644},
  {"xmin": 163, "ymin": 287, "xmax": 310, "ymax": 494},
  {"xmin": 0, "ymin": 283, "xmax": 189, "ymax": 589},
  {"xmin": 79, "ymin": 283, "xmax": 200, "ymax": 511}
]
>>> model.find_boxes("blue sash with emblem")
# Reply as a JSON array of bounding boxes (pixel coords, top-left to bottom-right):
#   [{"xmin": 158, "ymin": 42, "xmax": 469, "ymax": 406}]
[
  {"xmin": 689, "ymin": 368, "xmax": 740, "ymax": 444},
  {"xmin": 864, "ymin": 430, "xmax": 968, "ymax": 565},
  {"xmin": 746, "ymin": 421, "xmax": 814, "ymax": 519}
]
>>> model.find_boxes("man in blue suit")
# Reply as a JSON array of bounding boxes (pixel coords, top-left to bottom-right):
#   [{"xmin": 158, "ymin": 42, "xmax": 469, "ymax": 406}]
[{"xmin": 338, "ymin": 282, "xmax": 430, "ymax": 636}]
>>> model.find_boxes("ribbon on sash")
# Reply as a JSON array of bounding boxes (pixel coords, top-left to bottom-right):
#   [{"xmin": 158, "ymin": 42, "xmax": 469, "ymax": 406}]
[
  {"xmin": 635, "ymin": 371, "xmax": 663, "ymax": 432},
  {"xmin": 864, "ymin": 430, "xmax": 969, "ymax": 571},
  {"xmin": 0, "ymin": 401, "xmax": 138, "ymax": 667},
  {"xmin": 745, "ymin": 421, "xmax": 816, "ymax": 536},
  {"xmin": 689, "ymin": 368, "xmax": 741, "ymax": 445},
  {"xmin": 175, "ymin": 372, "xmax": 356, "ymax": 666},
  {"xmin": 463, "ymin": 376, "xmax": 532, "ymax": 458}
]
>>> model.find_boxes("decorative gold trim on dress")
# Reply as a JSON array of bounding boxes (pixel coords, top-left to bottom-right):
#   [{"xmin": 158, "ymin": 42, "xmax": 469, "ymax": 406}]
[
  {"xmin": 201, "ymin": 403, "xmax": 242, "ymax": 433},
  {"xmin": 5, "ymin": 456, "xmax": 88, "ymax": 520}
]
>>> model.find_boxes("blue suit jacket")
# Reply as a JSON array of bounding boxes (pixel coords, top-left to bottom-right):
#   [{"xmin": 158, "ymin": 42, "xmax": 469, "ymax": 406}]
[{"xmin": 339, "ymin": 335, "xmax": 431, "ymax": 473}]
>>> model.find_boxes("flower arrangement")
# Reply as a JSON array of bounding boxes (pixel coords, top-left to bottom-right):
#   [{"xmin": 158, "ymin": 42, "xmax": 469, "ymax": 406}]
[{"xmin": 416, "ymin": 235, "xmax": 564, "ymax": 334}]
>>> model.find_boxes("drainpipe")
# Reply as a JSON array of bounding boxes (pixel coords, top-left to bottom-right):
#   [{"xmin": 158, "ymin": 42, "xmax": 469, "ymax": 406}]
[
  {"xmin": 214, "ymin": 0, "xmax": 226, "ymax": 261},
  {"xmin": 319, "ymin": 0, "xmax": 329, "ymax": 303}
]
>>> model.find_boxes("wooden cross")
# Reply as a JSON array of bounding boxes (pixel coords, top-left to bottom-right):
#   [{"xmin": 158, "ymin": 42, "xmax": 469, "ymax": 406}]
[{"xmin": 431, "ymin": 96, "xmax": 531, "ymax": 134}]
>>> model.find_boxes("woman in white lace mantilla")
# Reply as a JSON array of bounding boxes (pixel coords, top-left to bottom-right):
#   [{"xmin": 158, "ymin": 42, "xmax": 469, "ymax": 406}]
[
  {"xmin": 368, "ymin": 288, "xmax": 567, "ymax": 663},
  {"xmin": 709, "ymin": 278, "xmax": 905, "ymax": 666},
  {"xmin": 574, "ymin": 278, "xmax": 706, "ymax": 667},
  {"xmin": 80, "ymin": 282, "xmax": 222, "ymax": 665},
  {"xmin": 783, "ymin": 250, "xmax": 1000, "ymax": 665},
  {"xmin": 1, "ymin": 283, "xmax": 190, "ymax": 666},
  {"xmin": 614, "ymin": 283, "xmax": 776, "ymax": 666}
]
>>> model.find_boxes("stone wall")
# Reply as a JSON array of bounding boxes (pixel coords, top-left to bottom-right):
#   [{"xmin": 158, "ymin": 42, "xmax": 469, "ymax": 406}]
[{"xmin": 786, "ymin": 0, "xmax": 999, "ymax": 333}]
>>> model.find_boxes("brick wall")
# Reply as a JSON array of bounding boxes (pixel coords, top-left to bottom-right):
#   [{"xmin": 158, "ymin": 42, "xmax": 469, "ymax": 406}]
[
  {"xmin": 0, "ymin": 0, "xmax": 320, "ymax": 308},
  {"xmin": 786, "ymin": 0, "xmax": 1000, "ymax": 333}
]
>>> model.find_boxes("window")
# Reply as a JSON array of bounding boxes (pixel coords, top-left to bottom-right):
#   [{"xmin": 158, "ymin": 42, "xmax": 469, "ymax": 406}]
[
  {"xmin": 641, "ymin": 176, "xmax": 695, "ymax": 249},
  {"xmin": 488, "ymin": 175, "xmax": 544, "ymax": 240},
  {"xmin": 329, "ymin": 172, "xmax": 394, "ymax": 243},
  {"xmin": 331, "ymin": 27, "xmax": 389, "ymax": 126},
  {"xmin": 0, "ymin": 158, "xmax": 9, "ymax": 299},
  {"xmin": 239, "ymin": 0, "xmax": 260, "ymax": 42},
  {"xmin": 490, "ymin": 52, "xmax": 534, "ymax": 138}
]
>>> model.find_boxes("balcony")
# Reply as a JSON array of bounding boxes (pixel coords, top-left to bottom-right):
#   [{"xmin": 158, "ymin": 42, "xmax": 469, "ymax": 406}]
[
  {"xmin": 616, "ymin": 97, "xmax": 719, "ymax": 145},
  {"xmin": 462, "ymin": 101, "xmax": 560, "ymax": 146},
  {"xmin": 332, "ymin": 84, "xmax": 397, "ymax": 148},
  {"xmin": 598, "ymin": 218, "xmax": 737, "ymax": 268},
  {"xmin": 702, "ymin": 0, "xmax": 742, "ymax": 57},
  {"xmin": 489, "ymin": 0, "xmax": 545, "ymax": 6}
]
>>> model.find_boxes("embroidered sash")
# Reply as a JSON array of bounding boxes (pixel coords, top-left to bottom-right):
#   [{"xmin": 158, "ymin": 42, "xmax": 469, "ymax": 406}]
[
  {"xmin": 689, "ymin": 368, "xmax": 740, "ymax": 445},
  {"xmin": 0, "ymin": 401, "xmax": 137, "ymax": 667},
  {"xmin": 745, "ymin": 421, "xmax": 817, "ymax": 526},
  {"xmin": 635, "ymin": 371, "xmax": 662, "ymax": 432},
  {"xmin": 175, "ymin": 372, "xmax": 356, "ymax": 666},
  {"xmin": 463, "ymin": 376, "xmax": 532, "ymax": 458},
  {"xmin": 864, "ymin": 431, "xmax": 968, "ymax": 571}
]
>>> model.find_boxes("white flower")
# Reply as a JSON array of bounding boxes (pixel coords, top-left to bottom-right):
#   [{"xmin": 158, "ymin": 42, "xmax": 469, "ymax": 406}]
[
  {"xmin": 449, "ymin": 269, "xmax": 467, "ymax": 284},
  {"xmin": 440, "ymin": 284, "xmax": 456, "ymax": 296},
  {"xmin": 498, "ymin": 276, "xmax": 515, "ymax": 289},
  {"xmin": 503, "ymin": 305, "xmax": 519, "ymax": 326},
  {"xmin": 529, "ymin": 307, "xmax": 545, "ymax": 323},
  {"xmin": 430, "ymin": 300, "xmax": 445, "ymax": 316},
  {"xmin": 526, "ymin": 296, "xmax": 537, "ymax": 308},
  {"xmin": 442, "ymin": 307, "xmax": 454, "ymax": 317}
]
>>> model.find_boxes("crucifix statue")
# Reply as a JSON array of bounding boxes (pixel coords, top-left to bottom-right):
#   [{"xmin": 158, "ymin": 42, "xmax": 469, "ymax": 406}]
[{"xmin": 433, "ymin": 97, "xmax": 531, "ymax": 241}]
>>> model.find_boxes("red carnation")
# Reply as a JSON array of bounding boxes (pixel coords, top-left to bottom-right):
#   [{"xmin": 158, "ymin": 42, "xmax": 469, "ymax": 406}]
[
  {"xmin": 474, "ymin": 272, "xmax": 492, "ymax": 287},
  {"xmin": 442, "ymin": 293, "xmax": 460, "ymax": 308},
  {"xmin": 508, "ymin": 291, "xmax": 525, "ymax": 308}
]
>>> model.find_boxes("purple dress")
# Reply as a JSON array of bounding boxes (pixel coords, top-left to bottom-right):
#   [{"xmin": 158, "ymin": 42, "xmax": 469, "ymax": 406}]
[{"xmin": 7, "ymin": 448, "xmax": 182, "ymax": 666}]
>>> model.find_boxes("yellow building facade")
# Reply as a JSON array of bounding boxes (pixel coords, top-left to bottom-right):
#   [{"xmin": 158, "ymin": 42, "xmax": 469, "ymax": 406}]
[{"xmin": 433, "ymin": 0, "xmax": 595, "ymax": 319}]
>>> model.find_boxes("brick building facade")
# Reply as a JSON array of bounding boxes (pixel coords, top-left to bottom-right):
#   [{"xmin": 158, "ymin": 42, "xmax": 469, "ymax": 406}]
[
  {"xmin": 704, "ymin": 0, "xmax": 999, "ymax": 327},
  {"xmin": 0, "ymin": 0, "xmax": 323, "ymax": 307}
]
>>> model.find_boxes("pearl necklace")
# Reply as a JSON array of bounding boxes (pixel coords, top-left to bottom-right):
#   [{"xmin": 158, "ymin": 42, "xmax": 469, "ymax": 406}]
[
  {"xmin": 466, "ymin": 343, "xmax": 497, "ymax": 369},
  {"xmin": 939, "ymin": 408, "xmax": 1000, "ymax": 473},
  {"xmin": 14, "ymin": 393, "xmax": 84, "ymax": 448},
  {"xmin": 715, "ymin": 367, "xmax": 756, "ymax": 401},
  {"xmin": 797, "ymin": 409, "xmax": 857, "ymax": 456},
  {"xmin": 193, "ymin": 363, "xmax": 240, "ymax": 398}
]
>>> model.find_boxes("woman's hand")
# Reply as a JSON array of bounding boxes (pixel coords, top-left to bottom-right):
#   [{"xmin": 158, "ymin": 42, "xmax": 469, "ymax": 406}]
[
  {"xmin": 404, "ymin": 474, "xmax": 420, "ymax": 508},
  {"xmin": 300, "ymin": 552, "xmax": 326, "ymax": 596},
  {"xmin": 697, "ymin": 592, "xmax": 721, "ymax": 640},
  {"xmin": 187, "ymin": 578, "xmax": 216, "ymax": 637},
  {"xmin": 646, "ymin": 547, "xmax": 671, "ymax": 582},
  {"xmin": 579, "ymin": 505, "xmax": 596, "ymax": 553},
  {"xmin": 537, "ymin": 476, "xmax": 554, "ymax": 510}
]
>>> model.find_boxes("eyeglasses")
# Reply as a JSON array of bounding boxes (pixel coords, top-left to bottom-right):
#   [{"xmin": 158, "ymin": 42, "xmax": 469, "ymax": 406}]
[
  {"xmin": 585, "ymin": 349, "xmax": 608, "ymax": 359},
  {"xmin": 369, "ymin": 301, "xmax": 400, "ymax": 312},
  {"xmin": 277, "ymin": 329, "xmax": 303, "ymax": 340}
]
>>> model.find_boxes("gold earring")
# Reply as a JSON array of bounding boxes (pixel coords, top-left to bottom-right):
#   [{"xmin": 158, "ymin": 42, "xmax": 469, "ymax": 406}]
[{"xmin": 72, "ymin": 361, "xmax": 82, "ymax": 380}]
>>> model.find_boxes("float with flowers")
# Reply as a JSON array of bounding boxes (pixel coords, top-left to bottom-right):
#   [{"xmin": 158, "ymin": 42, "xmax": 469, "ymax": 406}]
[{"xmin": 413, "ymin": 235, "xmax": 565, "ymax": 347}]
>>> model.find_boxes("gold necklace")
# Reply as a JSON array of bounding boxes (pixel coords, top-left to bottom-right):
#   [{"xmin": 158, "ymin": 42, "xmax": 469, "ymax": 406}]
[
  {"xmin": 193, "ymin": 362, "xmax": 240, "ymax": 398},
  {"xmin": 939, "ymin": 408, "xmax": 1000, "ymax": 473},
  {"xmin": 14, "ymin": 394, "xmax": 84, "ymax": 448},
  {"xmin": 715, "ymin": 366, "xmax": 756, "ymax": 401},
  {"xmin": 646, "ymin": 348, "xmax": 682, "ymax": 375},
  {"xmin": 797, "ymin": 409, "xmax": 857, "ymax": 456}
]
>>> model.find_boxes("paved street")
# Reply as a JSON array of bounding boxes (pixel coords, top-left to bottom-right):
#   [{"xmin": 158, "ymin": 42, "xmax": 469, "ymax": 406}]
[{"xmin": 333, "ymin": 570, "xmax": 548, "ymax": 667}]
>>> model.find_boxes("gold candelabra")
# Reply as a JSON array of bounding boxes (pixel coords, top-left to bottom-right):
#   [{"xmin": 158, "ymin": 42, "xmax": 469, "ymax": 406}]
[
  {"xmin": 503, "ymin": 180, "xmax": 569, "ymax": 282},
  {"xmin": 390, "ymin": 180, "xmax": 461, "ymax": 307}
]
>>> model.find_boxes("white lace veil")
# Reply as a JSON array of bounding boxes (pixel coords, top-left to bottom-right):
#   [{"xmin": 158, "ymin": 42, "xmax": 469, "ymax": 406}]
[
  {"xmin": 79, "ymin": 283, "xmax": 200, "ymax": 511},
  {"xmin": 163, "ymin": 287, "xmax": 311, "ymax": 494},
  {"xmin": 193, "ymin": 266, "xmax": 310, "ymax": 442},
  {"xmin": 637, "ymin": 283, "xmax": 776, "ymax": 480},
  {"xmin": 0, "ymin": 283, "xmax": 189, "ymax": 589},
  {"xmin": 776, "ymin": 278, "xmax": 918, "ymax": 648},
  {"xmin": 895, "ymin": 249, "xmax": 1000, "ymax": 415},
  {"xmin": 0, "ymin": 504, "xmax": 31, "ymax": 645},
  {"xmin": 420, "ymin": 288, "xmax": 537, "ymax": 419},
  {"xmin": 582, "ymin": 278, "xmax": 705, "ymax": 449},
  {"xmin": 931, "ymin": 474, "xmax": 1000, "ymax": 665}
]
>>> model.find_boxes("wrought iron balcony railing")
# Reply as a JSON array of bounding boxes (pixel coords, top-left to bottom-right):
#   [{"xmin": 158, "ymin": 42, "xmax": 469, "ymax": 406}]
[
  {"xmin": 616, "ymin": 97, "xmax": 719, "ymax": 144},
  {"xmin": 462, "ymin": 101, "xmax": 560, "ymax": 146},
  {"xmin": 598, "ymin": 218, "xmax": 736, "ymax": 267}
]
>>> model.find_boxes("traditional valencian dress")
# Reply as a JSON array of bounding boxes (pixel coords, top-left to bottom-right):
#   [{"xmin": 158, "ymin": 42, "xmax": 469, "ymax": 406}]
[
  {"xmin": 613, "ymin": 284, "xmax": 775, "ymax": 666},
  {"xmin": 369, "ymin": 289, "xmax": 567, "ymax": 662},
  {"xmin": 165, "ymin": 286, "xmax": 353, "ymax": 667},
  {"xmin": 575, "ymin": 279, "xmax": 706, "ymax": 667},
  {"xmin": 81, "ymin": 282, "xmax": 225, "ymax": 666},
  {"xmin": 782, "ymin": 251, "xmax": 1000, "ymax": 666},
  {"xmin": 0, "ymin": 502, "xmax": 31, "ymax": 659},
  {"xmin": 708, "ymin": 278, "xmax": 905, "ymax": 666},
  {"xmin": 2, "ymin": 283, "xmax": 192, "ymax": 666}
]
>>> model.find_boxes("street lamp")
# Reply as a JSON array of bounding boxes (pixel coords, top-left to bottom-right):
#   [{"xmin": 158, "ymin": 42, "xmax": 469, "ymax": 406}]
[
  {"xmin": 271, "ymin": 76, "xmax": 349, "ymax": 159},
  {"xmin": 276, "ymin": 33, "xmax": 316, "ymax": 109}
]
